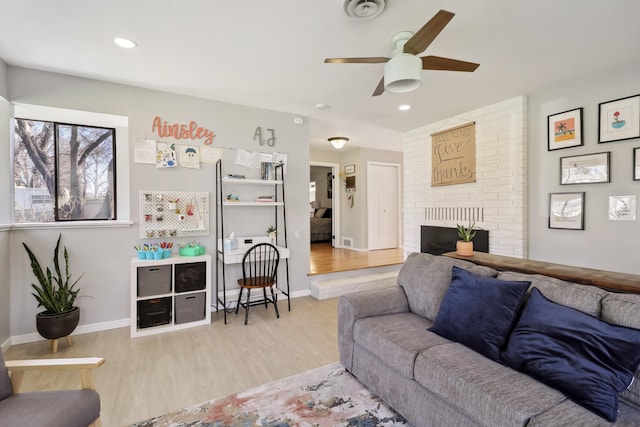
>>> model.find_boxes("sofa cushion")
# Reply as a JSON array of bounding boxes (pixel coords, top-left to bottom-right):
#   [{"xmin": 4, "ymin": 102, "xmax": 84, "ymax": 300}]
[
  {"xmin": 601, "ymin": 292, "xmax": 640, "ymax": 408},
  {"xmin": 502, "ymin": 288, "xmax": 640, "ymax": 422},
  {"xmin": 414, "ymin": 342, "xmax": 566, "ymax": 427},
  {"xmin": 526, "ymin": 398, "xmax": 640, "ymax": 427},
  {"xmin": 353, "ymin": 312, "xmax": 448, "ymax": 379},
  {"xmin": 497, "ymin": 271, "xmax": 607, "ymax": 317},
  {"xmin": 397, "ymin": 253, "xmax": 498, "ymax": 321},
  {"xmin": 429, "ymin": 266, "xmax": 530, "ymax": 361}
]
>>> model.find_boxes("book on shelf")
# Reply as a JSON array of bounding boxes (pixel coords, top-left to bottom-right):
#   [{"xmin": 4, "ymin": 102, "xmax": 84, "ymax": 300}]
[{"xmin": 256, "ymin": 195, "xmax": 275, "ymax": 202}]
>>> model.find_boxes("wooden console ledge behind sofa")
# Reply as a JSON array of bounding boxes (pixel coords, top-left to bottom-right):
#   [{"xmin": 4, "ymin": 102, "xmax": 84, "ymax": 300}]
[{"xmin": 444, "ymin": 252, "xmax": 640, "ymax": 294}]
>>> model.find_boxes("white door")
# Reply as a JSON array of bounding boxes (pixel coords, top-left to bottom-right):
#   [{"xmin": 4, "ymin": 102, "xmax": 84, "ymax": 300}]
[{"xmin": 368, "ymin": 163, "xmax": 399, "ymax": 250}]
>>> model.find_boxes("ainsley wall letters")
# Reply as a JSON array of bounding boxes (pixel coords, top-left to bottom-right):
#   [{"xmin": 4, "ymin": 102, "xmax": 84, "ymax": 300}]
[{"xmin": 151, "ymin": 116, "xmax": 216, "ymax": 145}]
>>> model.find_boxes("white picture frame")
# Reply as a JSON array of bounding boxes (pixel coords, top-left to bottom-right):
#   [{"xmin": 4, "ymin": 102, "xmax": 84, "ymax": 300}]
[{"xmin": 608, "ymin": 195, "xmax": 637, "ymax": 221}]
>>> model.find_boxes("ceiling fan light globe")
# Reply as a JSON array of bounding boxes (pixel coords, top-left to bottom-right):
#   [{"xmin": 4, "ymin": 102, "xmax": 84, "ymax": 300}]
[{"xmin": 384, "ymin": 54, "xmax": 422, "ymax": 93}]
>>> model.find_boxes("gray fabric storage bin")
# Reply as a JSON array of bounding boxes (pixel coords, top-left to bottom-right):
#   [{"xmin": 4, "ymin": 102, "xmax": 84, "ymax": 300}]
[
  {"xmin": 175, "ymin": 292, "xmax": 206, "ymax": 324},
  {"xmin": 137, "ymin": 264, "xmax": 172, "ymax": 297}
]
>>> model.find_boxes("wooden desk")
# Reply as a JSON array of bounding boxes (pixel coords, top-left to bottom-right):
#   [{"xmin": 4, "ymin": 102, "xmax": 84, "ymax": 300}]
[{"xmin": 444, "ymin": 252, "xmax": 640, "ymax": 294}]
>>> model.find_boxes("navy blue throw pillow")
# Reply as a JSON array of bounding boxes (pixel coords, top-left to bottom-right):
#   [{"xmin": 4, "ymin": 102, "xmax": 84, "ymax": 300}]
[
  {"xmin": 501, "ymin": 288, "xmax": 640, "ymax": 422},
  {"xmin": 429, "ymin": 266, "xmax": 530, "ymax": 361}
]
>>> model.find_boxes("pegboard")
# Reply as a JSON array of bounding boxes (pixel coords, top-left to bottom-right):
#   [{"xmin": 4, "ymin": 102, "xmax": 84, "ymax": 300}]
[{"xmin": 139, "ymin": 191, "xmax": 209, "ymax": 239}]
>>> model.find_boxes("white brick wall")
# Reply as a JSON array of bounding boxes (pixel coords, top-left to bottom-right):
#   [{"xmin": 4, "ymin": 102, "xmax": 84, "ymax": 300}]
[{"xmin": 403, "ymin": 96, "xmax": 527, "ymax": 257}]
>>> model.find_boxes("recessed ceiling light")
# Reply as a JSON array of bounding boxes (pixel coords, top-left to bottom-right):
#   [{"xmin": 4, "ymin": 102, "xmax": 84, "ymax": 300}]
[
  {"xmin": 114, "ymin": 37, "xmax": 137, "ymax": 49},
  {"xmin": 398, "ymin": 104, "xmax": 411, "ymax": 111},
  {"xmin": 315, "ymin": 103, "xmax": 330, "ymax": 110}
]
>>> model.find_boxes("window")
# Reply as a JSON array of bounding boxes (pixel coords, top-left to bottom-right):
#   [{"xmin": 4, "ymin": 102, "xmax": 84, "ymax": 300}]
[{"xmin": 14, "ymin": 118, "xmax": 116, "ymax": 222}]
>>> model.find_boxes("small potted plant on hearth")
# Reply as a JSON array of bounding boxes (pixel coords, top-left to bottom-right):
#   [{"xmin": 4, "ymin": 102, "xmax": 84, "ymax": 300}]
[
  {"xmin": 23, "ymin": 233, "xmax": 83, "ymax": 351},
  {"xmin": 456, "ymin": 221, "xmax": 476, "ymax": 256}
]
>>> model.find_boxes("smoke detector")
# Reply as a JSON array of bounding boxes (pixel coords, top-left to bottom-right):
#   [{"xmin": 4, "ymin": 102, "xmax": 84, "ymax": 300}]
[{"xmin": 341, "ymin": 0, "xmax": 386, "ymax": 20}]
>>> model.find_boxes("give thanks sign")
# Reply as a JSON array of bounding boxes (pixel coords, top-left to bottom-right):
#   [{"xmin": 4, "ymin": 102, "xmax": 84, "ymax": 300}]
[{"xmin": 431, "ymin": 122, "xmax": 476, "ymax": 187}]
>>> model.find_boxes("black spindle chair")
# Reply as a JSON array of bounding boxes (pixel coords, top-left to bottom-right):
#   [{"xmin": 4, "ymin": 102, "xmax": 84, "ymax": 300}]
[{"xmin": 235, "ymin": 243, "xmax": 280, "ymax": 325}]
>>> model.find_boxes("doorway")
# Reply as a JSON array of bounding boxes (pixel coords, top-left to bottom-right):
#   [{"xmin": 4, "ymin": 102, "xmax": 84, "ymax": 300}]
[
  {"xmin": 367, "ymin": 161, "xmax": 401, "ymax": 250},
  {"xmin": 309, "ymin": 162, "xmax": 339, "ymax": 247}
]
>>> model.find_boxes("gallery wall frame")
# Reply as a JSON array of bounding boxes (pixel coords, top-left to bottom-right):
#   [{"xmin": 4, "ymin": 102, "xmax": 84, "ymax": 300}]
[
  {"xmin": 598, "ymin": 94, "xmax": 640, "ymax": 143},
  {"xmin": 344, "ymin": 164, "xmax": 355, "ymax": 174},
  {"xmin": 547, "ymin": 107, "xmax": 583, "ymax": 151},
  {"xmin": 549, "ymin": 192, "xmax": 585, "ymax": 230},
  {"xmin": 633, "ymin": 147, "xmax": 640, "ymax": 181},
  {"xmin": 608, "ymin": 195, "xmax": 637, "ymax": 221},
  {"xmin": 560, "ymin": 152, "xmax": 610, "ymax": 185}
]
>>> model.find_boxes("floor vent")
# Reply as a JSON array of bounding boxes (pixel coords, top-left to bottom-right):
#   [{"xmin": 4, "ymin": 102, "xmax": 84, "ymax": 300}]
[{"xmin": 342, "ymin": 237, "xmax": 353, "ymax": 248}]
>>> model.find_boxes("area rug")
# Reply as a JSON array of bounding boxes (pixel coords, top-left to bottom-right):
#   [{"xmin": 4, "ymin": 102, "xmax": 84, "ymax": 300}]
[{"xmin": 131, "ymin": 362, "xmax": 411, "ymax": 426}]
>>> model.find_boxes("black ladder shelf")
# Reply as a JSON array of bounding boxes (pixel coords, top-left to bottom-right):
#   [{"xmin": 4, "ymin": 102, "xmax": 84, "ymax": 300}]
[{"xmin": 214, "ymin": 160, "xmax": 290, "ymax": 324}]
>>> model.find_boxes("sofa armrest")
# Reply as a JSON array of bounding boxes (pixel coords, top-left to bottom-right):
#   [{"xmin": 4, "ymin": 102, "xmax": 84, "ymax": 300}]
[
  {"xmin": 338, "ymin": 287, "xmax": 409, "ymax": 371},
  {"xmin": 6, "ymin": 357, "xmax": 105, "ymax": 392}
]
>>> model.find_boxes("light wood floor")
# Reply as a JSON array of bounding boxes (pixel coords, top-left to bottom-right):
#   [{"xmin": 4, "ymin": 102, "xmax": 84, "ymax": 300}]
[
  {"xmin": 309, "ymin": 242, "xmax": 405, "ymax": 275},
  {"xmin": 4, "ymin": 297, "xmax": 339, "ymax": 427}
]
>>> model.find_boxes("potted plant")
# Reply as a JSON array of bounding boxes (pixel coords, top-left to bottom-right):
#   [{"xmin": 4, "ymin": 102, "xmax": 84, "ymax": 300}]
[
  {"xmin": 267, "ymin": 226, "xmax": 277, "ymax": 244},
  {"xmin": 23, "ymin": 234, "xmax": 83, "ymax": 345},
  {"xmin": 456, "ymin": 221, "xmax": 476, "ymax": 256}
]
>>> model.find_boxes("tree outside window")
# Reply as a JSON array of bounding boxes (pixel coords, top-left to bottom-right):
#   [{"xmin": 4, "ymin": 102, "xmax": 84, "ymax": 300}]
[{"xmin": 14, "ymin": 118, "xmax": 116, "ymax": 222}]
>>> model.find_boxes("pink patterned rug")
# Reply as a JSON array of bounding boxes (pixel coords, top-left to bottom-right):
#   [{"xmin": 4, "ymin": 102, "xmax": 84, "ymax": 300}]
[{"xmin": 131, "ymin": 362, "xmax": 410, "ymax": 426}]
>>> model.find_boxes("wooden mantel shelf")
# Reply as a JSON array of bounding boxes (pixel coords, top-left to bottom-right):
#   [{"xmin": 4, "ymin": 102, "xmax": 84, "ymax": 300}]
[{"xmin": 443, "ymin": 252, "xmax": 640, "ymax": 294}]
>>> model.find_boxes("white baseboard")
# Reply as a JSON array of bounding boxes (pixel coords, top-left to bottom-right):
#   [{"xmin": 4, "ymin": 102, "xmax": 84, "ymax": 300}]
[
  {"xmin": 5, "ymin": 292, "xmax": 313, "ymax": 348},
  {"xmin": 9, "ymin": 318, "xmax": 130, "ymax": 346}
]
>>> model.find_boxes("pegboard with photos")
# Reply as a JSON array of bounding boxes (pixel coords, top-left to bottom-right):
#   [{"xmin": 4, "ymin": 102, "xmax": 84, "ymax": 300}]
[{"xmin": 139, "ymin": 190, "xmax": 209, "ymax": 239}]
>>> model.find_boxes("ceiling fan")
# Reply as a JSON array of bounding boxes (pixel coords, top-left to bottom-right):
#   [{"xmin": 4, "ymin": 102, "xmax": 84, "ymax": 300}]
[{"xmin": 325, "ymin": 9, "xmax": 479, "ymax": 96}]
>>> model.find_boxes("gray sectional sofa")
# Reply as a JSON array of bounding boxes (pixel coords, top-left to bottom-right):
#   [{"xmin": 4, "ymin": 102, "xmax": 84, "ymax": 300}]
[{"xmin": 338, "ymin": 252, "xmax": 640, "ymax": 426}]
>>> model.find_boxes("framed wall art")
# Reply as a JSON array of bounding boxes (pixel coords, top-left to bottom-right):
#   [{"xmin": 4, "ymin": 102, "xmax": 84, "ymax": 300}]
[
  {"xmin": 548, "ymin": 107, "xmax": 583, "ymax": 150},
  {"xmin": 608, "ymin": 195, "xmax": 636, "ymax": 221},
  {"xmin": 560, "ymin": 152, "xmax": 610, "ymax": 184},
  {"xmin": 599, "ymin": 94, "xmax": 640, "ymax": 143},
  {"xmin": 344, "ymin": 164, "xmax": 355, "ymax": 174},
  {"xmin": 634, "ymin": 147, "xmax": 640, "ymax": 181},
  {"xmin": 549, "ymin": 192, "xmax": 585, "ymax": 230}
]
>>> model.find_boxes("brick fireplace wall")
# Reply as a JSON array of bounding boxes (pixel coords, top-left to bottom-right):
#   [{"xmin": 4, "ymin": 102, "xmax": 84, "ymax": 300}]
[{"xmin": 403, "ymin": 96, "xmax": 527, "ymax": 257}]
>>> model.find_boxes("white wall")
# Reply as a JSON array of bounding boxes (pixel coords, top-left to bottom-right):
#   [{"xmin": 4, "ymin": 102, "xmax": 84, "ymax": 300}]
[
  {"xmin": 0, "ymin": 94, "xmax": 10, "ymax": 348},
  {"xmin": 5, "ymin": 66, "xmax": 310, "ymax": 338},
  {"xmin": 403, "ymin": 96, "xmax": 527, "ymax": 257},
  {"xmin": 0, "ymin": 59, "xmax": 7, "ymax": 99},
  {"xmin": 528, "ymin": 58, "xmax": 640, "ymax": 274}
]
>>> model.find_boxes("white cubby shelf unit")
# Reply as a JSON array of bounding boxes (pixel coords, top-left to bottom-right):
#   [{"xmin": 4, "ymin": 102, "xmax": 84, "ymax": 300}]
[{"xmin": 130, "ymin": 254, "xmax": 211, "ymax": 337}]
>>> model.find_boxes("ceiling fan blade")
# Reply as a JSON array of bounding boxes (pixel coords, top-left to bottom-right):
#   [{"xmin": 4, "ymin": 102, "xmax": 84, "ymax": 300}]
[
  {"xmin": 403, "ymin": 9, "xmax": 455, "ymax": 55},
  {"xmin": 325, "ymin": 57, "xmax": 390, "ymax": 64},
  {"xmin": 421, "ymin": 55, "xmax": 480, "ymax": 72},
  {"xmin": 372, "ymin": 77, "xmax": 385, "ymax": 96}
]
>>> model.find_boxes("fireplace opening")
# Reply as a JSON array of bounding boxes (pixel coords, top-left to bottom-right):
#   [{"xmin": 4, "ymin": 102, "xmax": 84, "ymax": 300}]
[{"xmin": 421, "ymin": 225, "xmax": 489, "ymax": 255}]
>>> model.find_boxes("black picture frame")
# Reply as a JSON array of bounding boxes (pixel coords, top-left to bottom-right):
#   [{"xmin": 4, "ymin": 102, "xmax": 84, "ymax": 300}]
[
  {"xmin": 634, "ymin": 148, "xmax": 640, "ymax": 181},
  {"xmin": 598, "ymin": 94, "xmax": 640, "ymax": 143},
  {"xmin": 547, "ymin": 107, "xmax": 583, "ymax": 151},
  {"xmin": 560, "ymin": 152, "xmax": 610, "ymax": 185},
  {"xmin": 549, "ymin": 192, "xmax": 585, "ymax": 230}
]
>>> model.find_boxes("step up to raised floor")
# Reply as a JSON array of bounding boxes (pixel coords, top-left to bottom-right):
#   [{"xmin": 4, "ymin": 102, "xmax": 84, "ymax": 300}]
[{"xmin": 310, "ymin": 267, "xmax": 400, "ymax": 300}]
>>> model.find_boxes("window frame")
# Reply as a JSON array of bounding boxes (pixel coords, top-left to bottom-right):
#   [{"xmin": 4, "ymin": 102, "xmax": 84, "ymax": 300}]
[{"xmin": 11, "ymin": 103, "xmax": 131, "ymax": 229}]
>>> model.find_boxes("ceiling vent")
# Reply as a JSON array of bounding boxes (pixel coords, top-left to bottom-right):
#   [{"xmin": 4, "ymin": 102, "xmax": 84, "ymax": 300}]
[{"xmin": 341, "ymin": 0, "xmax": 386, "ymax": 20}]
